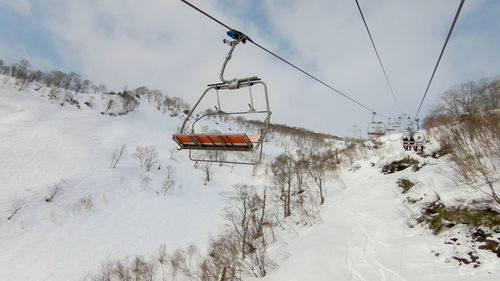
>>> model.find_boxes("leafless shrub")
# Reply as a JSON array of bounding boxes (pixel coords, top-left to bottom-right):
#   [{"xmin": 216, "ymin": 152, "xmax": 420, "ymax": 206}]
[
  {"xmin": 169, "ymin": 249, "xmax": 184, "ymax": 280},
  {"xmin": 222, "ymin": 184, "xmax": 273, "ymax": 278},
  {"xmin": 48, "ymin": 88, "xmax": 58, "ymax": 100},
  {"xmin": 133, "ymin": 145, "xmax": 159, "ymax": 172},
  {"xmin": 7, "ymin": 199, "xmax": 25, "ymax": 220},
  {"xmin": 118, "ymin": 91, "xmax": 139, "ymax": 113},
  {"xmin": 141, "ymin": 175, "xmax": 152, "ymax": 190},
  {"xmin": 242, "ymin": 236, "xmax": 275, "ymax": 278},
  {"xmin": 203, "ymin": 163, "xmax": 211, "ymax": 185},
  {"xmin": 84, "ymin": 255, "xmax": 158, "ymax": 281},
  {"xmin": 60, "ymin": 90, "xmax": 74, "ymax": 106},
  {"xmin": 110, "ymin": 144, "xmax": 126, "ymax": 169},
  {"xmin": 157, "ymin": 245, "xmax": 169, "ymax": 281},
  {"xmin": 199, "ymin": 233, "xmax": 241, "ymax": 281},
  {"xmin": 186, "ymin": 244, "xmax": 199, "ymax": 270},
  {"xmin": 438, "ymin": 113, "xmax": 500, "ymax": 205},
  {"xmin": 225, "ymin": 185, "xmax": 256, "ymax": 259},
  {"xmin": 113, "ymin": 259, "xmax": 132, "ymax": 281},
  {"xmin": 168, "ymin": 148, "xmax": 178, "ymax": 159},
  {"xmin": 73, "ymin": 194, "xmax": 94, "ymax": 213},
  {"xmin": 45, "ymin": 182, "xmax": 63, "ymax": 203},
  {"xmin": 306, "ymin": 153, "xmax": 337, "ymax": 205},
  {"xmin": 93, "ymin": 259, "xmax": 114, "ymax": 281},
  {"xmin": 338, "ymin": 141, "xmax": 368, "ymax": 165},
  {"xmin": 132, "ymin": 256, "xmax": 157, "ymax": 281},
  {"xmin": 161, "ymin": 181, "xmax": 175, "ymax": 196},
  {"xmin": 160, "ymin": 246, "xmax": 198, "ymax": 281},
  {"xmin": 161, "ymin": 166, "xmax": 176, "ymax": 196}
]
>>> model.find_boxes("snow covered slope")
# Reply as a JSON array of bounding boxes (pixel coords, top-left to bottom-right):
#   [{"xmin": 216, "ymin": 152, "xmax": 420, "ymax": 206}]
[
  {"xmin": 255, "ymin": 134, "xmax": 500, "ymax": 281},
  {"xmin": 0, "ymin": 76, "xmax": 264, "ymax": 280}
]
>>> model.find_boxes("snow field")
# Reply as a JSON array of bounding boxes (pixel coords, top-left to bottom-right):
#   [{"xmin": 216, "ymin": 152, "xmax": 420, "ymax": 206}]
[
  {"xmin": 1, "ymin": 76, "xmax": 498, "ymax": 280},
  {"xmin": 0, "ymin": 78, "xmax": 261, "ymax": 280}
]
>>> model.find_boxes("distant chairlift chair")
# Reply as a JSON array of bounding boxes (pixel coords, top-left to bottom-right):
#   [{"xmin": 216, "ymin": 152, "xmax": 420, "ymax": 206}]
[
  {"xmin": 172, "ymin": 31, "xmax": 271, "ymax": 165},
  {"xmin": 401, "ymin": 131, "xmax": 426, "ymax": 153},
  {"xmin": 367, "ymin": 113, "xmax": 386, "ymax": 137},
  {"xmin": 386, "ymin": 118, "xmax": 397, "ymax": 133}
]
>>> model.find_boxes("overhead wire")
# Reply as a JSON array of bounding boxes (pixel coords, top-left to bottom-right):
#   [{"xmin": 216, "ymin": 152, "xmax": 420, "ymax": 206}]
[
  {"xmin": 354, "ymin": 0, "xmax": 402, "ymax": 114},
  {"xmin": 180, "ymin": 0, "xmax": 388, "ymax": 119},
  {"xmin": 414, "ymin": 0, "xmax": 465, "ymax": 120}
]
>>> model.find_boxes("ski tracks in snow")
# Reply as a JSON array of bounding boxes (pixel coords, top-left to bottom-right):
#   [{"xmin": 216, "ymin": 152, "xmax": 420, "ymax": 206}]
[{"xmin": 328, "ymin": 166, "xmax": 409, "ymax": 281}]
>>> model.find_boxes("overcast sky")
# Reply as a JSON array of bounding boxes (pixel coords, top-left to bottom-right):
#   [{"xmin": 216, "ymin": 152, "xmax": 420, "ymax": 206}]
[{"xmin": 1, "ymin": 0, "xmax": 499, "ymax": 136}]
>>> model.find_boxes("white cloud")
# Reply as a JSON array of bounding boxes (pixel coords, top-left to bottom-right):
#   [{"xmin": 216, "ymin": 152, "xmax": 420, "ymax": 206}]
[{"xmin": 26, "ymin": 0, "xmax": 500, "ymax": 136}]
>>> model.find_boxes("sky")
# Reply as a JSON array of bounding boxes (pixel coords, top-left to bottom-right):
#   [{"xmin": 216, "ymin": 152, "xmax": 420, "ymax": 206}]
[{"xmin": 1, "ymin": 0, "xmax": 499, "ymax": 137}]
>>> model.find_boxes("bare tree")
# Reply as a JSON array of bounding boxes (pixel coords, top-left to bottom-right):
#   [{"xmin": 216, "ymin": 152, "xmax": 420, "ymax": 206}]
[
  {"xmin": 270, "ymin": 154, "xmax": 294, "ymax": 218},
  {"xmin": 437, "ymin": 81, "xmax": 483, "ymax": 120},
  {"xmin": 293, "ymin": 158, "xmax": 309, "ymax": 194},
  {"xmin": 200, "ymin": 232, "xmax": 240, "ymax": 281},
  {"xmin": 133, "ymin": 86, "xmax": 150, "ymax": 97},
  {"xmin": 158, "ymin": 245, "xmax": 169, "ymax": 281},
  {"xmin": 71, "ymin": 73, "xmax": 82, "ymax": 93},
  {"xmin": 99, "ymin": 84, "xmax": 107, "ymax": 99},
  {"xmin": 80, "ymin": 79, "xmax": 91, "ymax": 94},
  {"xmin": 16, "ymin": 59, "xmax": 31, "ymax": 91},
  {"xmin": 51, "ymin": 71, "xmax": 68, "ymax": 88},
  {"xmin": 149, "ymin": 89, "xmax": 164, "ymax": 109},
  {"xmin": 118, "ymin": 91, "xmax": 139, "ymax": 113},
  {"xmin": 479, "ymin": 78, "xmax": 500, "ymax": 111},
  {"xmin": 162, "ymin": 166, "xmax": 176, "ymax": 195},
  {"xmin": 306, "ymin": 154, "xmax": 329, "ymax": 205},
  {"xmin": 63, "ymin": 72, "xmax": 78, "ymax": 90},
  {"xmin": 224, "ymin": 185, "xmax": 256, "ymax": 259}
]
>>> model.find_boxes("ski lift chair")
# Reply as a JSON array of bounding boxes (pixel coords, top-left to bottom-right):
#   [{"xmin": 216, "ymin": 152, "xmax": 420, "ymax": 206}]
[
  {"xmin": 172, "ymin": 31, "xmax": 271, "ymax": 165},
  {"xmin": 367, "ymin": 113, "xmax": 386, "ymax": 137},
  {"xmin": 385, "ymin": 118, "xmax": 398, "ymax": 132},
  {"xmin": 401, "ymin": 131, "xmax": 426, "ymax": 153}
]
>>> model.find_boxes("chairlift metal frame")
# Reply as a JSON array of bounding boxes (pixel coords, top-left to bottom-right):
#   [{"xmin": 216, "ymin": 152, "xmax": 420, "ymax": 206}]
[
  {"xmin": 172, "ymin": 31, "xmax": 271, "ymax": 165},
  {"xmin": 386, "ymin": 117, "xmax": 397, "ymax": 132},
  {"xmin": 367, "ymin": 113, "xmax": 386, "ymax": 137}
]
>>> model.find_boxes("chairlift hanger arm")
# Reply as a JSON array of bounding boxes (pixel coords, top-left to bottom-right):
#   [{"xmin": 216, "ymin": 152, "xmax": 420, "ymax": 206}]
[{"xmin": 220, "ymin": 35, "xmax": 258, "ymax": 88}]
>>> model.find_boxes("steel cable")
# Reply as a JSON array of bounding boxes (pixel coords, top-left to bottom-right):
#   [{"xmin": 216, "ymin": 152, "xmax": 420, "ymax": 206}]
[
  {"xmin": 414, "ymin": 0, "xmax": 465, "ymax": 120},
  {"xmin": 354, "ymin": 0, "xmax": 402, "ymax": 114},
  {"xmin": 180, "ymin": 0, "xmax": 388, "ymax": 118}
]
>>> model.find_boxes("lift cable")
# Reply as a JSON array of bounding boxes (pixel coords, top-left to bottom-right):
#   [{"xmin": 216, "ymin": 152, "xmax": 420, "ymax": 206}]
[
  {"xmin": 180, "ymin": 0, "xmax": 388, "ymax": 119},
  {"xmin": 354, "ymin": 0, "xmax": 402, "ymax": 114},
  {"xmin": 414, "ymin": 0, "xmax": 465, "ymax": 120}
]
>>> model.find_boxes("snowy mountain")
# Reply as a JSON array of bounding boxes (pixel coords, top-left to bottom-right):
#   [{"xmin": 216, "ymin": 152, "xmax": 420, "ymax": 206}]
[{"xmin": 1, "ymin": 74, "xmax": 498, "ymax": 281}]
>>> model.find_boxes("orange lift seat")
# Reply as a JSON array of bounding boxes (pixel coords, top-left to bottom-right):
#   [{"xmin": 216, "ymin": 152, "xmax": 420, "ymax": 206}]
[{"xmin": 173, "ymin": 133, "xmax": 261, "ymax": 151}]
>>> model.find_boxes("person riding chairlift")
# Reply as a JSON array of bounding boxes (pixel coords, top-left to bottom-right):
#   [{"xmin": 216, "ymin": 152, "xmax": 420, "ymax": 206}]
[
  {"xmin": 409, "ymin": 135, "xmax": 415, "ymax": 151},
  {"xmin": 403, "ymin": 136, "xmax": 409, "ymax": 151},
  {"xmin": 416, "ymin": 135, "xmax": 424, "ymax": 152}
]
